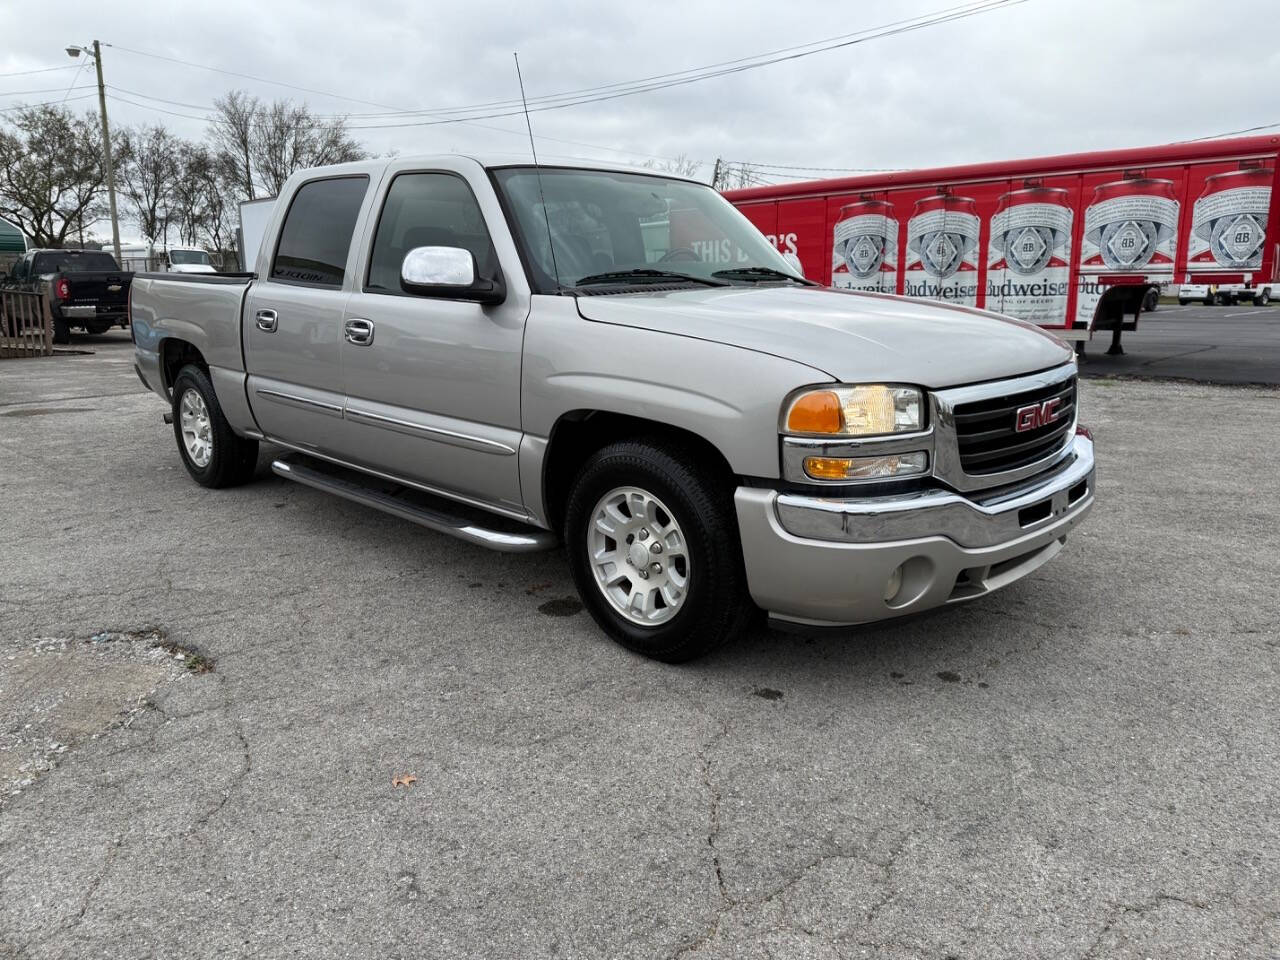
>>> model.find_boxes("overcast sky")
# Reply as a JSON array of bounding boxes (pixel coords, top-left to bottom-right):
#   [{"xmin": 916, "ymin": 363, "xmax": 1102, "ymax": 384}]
[{"xmin": 3, "ymin": 0, "xmax": 1278, "ymax": 192}]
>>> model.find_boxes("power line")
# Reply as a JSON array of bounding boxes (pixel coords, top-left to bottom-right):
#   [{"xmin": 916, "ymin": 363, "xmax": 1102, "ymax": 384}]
[
  {"xmin": 0, "ymin": 64, "xmax": 80, "ymax": 78},
  {"xmin": 0, "ymin": 84, "xmax": 96, "ymax": 98},
  {"xmin": 722, "ymin": 160, "xmax": 908, "ymax": 173},
  {"xmin": 104, "ymin": 88, "xmax": 698, "ymax": 167},
  {"xmin": 1185, "ymin": 120, "xmax": 1280, "ymax": 142},
  {"xmin": 106, "ymin": 0, "xmax": 1021, "ymax": 128},
  {"xmin": 308, "ymin": 0, "xmax": 1022, "ymax": 120},
  {"xmin": 0, "ymin": 93, "xmax": 98, "ymax": 114},
  {"xmin": 336, "ymin": 1, "xmax": 1027, "ymax": 130}
]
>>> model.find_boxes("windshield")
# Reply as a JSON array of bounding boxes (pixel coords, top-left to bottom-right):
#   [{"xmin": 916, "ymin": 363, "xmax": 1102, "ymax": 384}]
[
  {"xmin": 170, "ymin": 249, "xmax": 211, "ymax": 265},
  {"xmin": 31, "ymin": 251, "xmax": 120, "ymax": 274},
  {"xmin": 492, "ymin": 167, "xmax": 802, "ymax": 292}
]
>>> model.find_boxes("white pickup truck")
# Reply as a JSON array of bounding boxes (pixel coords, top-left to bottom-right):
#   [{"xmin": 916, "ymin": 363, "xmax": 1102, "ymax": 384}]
[{"xmin": 131, "ymin": 156, "xmax": 1095, "ymax": 662}]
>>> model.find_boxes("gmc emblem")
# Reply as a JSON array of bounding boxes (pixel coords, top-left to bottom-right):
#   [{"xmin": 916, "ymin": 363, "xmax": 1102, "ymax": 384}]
[{"xmin": 1015, "ymin": 397, "xmax": 1062, "ymax": 432}]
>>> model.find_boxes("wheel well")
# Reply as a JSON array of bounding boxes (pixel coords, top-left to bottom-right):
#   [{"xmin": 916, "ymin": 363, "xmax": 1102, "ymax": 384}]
[
  {"xmin": 159, "ymin": 338, "xmax": 208, "ymax": 395},
  {"xmin": 541, "ymin": 411, "xmax": 737, "ymax": 534}
]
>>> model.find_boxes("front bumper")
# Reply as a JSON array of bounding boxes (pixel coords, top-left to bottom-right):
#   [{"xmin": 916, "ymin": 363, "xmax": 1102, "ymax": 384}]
[{"xmin": 734, "ymin": 433, "xmax": 1095, "ymax": 627}]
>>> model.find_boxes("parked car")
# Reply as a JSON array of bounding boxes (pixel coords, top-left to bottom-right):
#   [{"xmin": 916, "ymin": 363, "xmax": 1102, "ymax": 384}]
[
  {"xmin": 131, "ymin": 156, "xmax": 1096, "ymax": 662},
  {"xmin": 1178, "ymin": 283, "xmax": 1218, "ymax": 306},
  {"xmin": 117, "ymin": 243, "xmax": 218, "ymax": 274},
  {"xmin": 1178, "ymin": 281, "xmax": 1273, "ymax": 305},
  {"xmin": 3, "ymin": 248, "xmax": 133, "ymax": 342}
]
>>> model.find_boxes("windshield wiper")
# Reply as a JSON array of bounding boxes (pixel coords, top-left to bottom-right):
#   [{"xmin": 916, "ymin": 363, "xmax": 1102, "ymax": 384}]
[
  {"xmin": 571, "ymin": 268, "xmax": 728, "ymax": 288},
  {"xmin": 711, "ymin": 266, "xmax": 810, "ymax": 284}
]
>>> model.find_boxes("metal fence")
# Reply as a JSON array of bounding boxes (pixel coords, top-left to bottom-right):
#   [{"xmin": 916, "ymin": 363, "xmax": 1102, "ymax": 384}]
[{"xmin": 0, "ymin": 291, "xmax": 53, "ymax": 358}]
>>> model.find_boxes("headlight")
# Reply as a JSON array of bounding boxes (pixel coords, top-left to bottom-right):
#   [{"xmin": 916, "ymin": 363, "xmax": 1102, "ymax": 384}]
[{"xmin": 784, "ymin": 384, "xmax": 924, "ymax": 437}]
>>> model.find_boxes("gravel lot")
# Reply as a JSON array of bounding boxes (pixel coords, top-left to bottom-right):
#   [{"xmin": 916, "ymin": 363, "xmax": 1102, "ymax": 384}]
[{"xmin": 0, "ymin": 332, "xmax": 1277, "ymax": 959}]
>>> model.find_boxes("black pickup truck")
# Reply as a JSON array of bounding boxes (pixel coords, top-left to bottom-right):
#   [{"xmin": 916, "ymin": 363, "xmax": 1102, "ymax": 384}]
[{"xmin": 2, "ymin": 248, "xmax": 134, "ymax": 343}]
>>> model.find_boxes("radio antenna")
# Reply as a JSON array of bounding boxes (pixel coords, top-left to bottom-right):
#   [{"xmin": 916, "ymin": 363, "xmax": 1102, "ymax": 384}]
[{"xmin": 514, "ymin": 52, "xmax": 561, "ymax": 291}]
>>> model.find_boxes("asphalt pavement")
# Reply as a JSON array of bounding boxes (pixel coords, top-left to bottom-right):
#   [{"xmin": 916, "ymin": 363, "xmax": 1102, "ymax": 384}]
[
  {"xmin": 1077, "ymin": 302, "xmax": 1280, "ymax": 384},
  {"xmin": 0, "ymin": 332, "xmax": 1277, "ymax": 959}
]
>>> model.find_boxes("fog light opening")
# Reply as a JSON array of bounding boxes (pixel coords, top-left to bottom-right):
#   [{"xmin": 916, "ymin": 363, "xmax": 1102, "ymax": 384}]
[
  {"xmin": 883, "ymin": 564, "xmax": 904, "ymax": 602},
  {"xmin": 883, "ymin": 555, "xmax": 936, "ymax": 610}
]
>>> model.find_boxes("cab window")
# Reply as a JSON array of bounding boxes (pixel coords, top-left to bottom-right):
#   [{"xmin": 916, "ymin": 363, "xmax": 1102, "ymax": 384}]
[
  {"xmin": 366, "ymin": 172, "xmax": 497, "ymax": 295},
  {"xmin": 271, "ymin": 176, "xmax": 369, "ymax": 287}
]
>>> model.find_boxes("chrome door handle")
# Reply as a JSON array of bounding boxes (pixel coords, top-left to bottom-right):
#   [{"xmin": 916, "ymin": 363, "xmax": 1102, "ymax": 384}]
[
  {"xmin": 344, "ymin": 318, "xmax": 375, "ymax": 345},
  {"xmin": 255, "ymin": 309, "xmax": 278, "ymax": 332}
]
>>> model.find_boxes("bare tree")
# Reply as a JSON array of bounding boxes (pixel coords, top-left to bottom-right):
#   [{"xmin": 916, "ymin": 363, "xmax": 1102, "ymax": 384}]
[
  {"xmin": 209, "ymin": 91, "xmax": 260, "ymax": 201},
  {"xmin": 0, "ymin": 105, "xmax": 112, "ymax": 248},
  {"xmin": 251, "ymin": 99, "xmax": 366, "ymax": 196},
  {"xmin": 118, "ymin": 124, "xmax": 179, "ymax": 245},
  {"xmin": 170, "ymin": 141, "xmax": 214, "ymax": 246},
  {"xmin": 641, "ymin": 154, "xmax": 703, "ymax": 179}
]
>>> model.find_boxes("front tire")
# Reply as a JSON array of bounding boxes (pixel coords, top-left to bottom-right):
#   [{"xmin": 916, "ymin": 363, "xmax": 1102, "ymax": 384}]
[
  {"xmin": 564, "ymin": 439, "xmax": 751, "ymax": 662},
  {"xmin": 1258, "ymin": 290, "xmax": 1271, "ymax": 306},
  {"xmin": 171, "ymin": 364, "xmax": 259, "ymax": 488}
]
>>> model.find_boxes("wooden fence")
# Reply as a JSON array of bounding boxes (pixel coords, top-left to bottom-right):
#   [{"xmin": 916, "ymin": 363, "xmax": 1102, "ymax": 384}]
[{"xmin": 0, "ymin": 291, "xmax": 53, "ymax": 359}]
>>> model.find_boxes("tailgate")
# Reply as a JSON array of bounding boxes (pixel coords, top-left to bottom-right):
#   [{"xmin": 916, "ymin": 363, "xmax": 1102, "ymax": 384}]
[{"xmin": 65, "ymin": 272, "xmax": 132, "ymax": 307}]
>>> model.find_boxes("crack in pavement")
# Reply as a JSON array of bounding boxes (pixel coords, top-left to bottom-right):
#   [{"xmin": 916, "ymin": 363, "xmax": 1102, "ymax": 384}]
[
  {"xmin": 1080, "ymin": 893, "xmax": 1213, "ymax": 959},
  {"xmin": 669, "ymin": 715, "xmax": 919, "ymax": 958}
]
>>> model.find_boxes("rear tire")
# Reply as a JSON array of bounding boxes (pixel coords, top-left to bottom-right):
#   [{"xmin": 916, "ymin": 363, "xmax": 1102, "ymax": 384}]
[
  {"xmin": 52, "ymin": 316, "xmax": 70, "ymax": 344},
  {"xmin": 1258, "ymin": 290, "xmax": 1271, "ymax": 306},
  {"xmin": 171, "ymin": 364, "xmax": 259, "ymax": 488},
  {"xmin": 564, "ymin": 438, "xmax": 751, "ymax": 663}
]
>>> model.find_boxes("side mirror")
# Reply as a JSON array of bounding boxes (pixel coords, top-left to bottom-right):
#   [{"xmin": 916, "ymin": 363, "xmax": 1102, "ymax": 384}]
[
  {"xmin": 400, "ymin": 246, "xmax": 505, "ymax": 305},
  {"xmin": 782, "ymin": 252, "xmax": 805, "ymax": 278}
]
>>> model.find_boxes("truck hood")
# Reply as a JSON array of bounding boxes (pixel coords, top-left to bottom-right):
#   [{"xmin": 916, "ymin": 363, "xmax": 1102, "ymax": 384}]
[{"xmin": 574, "ymin": 286, "xmax": 1074, "ymax": 388}]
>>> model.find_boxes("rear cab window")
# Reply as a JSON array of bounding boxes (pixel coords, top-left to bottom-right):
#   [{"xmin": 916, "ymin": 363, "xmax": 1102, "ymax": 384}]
[
  {"xmin": 32, "ymin": 251, "xmax": 120, "ymax": 274},
  {"xmin": 270, "ymin": 176, "xmax": 370, "ymax": 287}
]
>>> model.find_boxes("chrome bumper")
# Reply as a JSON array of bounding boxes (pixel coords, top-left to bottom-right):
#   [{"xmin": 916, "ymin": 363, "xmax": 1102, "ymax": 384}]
[{"xmin": 734, "ymin": 433, "xmax": 1095, "ymax": 627}]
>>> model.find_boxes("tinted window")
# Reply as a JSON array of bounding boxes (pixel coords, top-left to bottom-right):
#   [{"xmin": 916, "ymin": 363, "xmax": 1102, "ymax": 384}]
[
  {"xmin": 271, "ymin": 176, "xmax": 368, "ymax": 287},
  {"xmin": 32, "ymin": 251, "xmax": 120, "ymax": 274},
  {"xmin": 366, "ymin": 173, "xmax": 497, "ymax": 294}
]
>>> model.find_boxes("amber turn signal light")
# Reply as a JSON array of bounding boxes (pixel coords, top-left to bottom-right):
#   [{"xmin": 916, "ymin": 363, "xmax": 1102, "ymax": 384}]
[{"xmin": 785, "ymin": 391, "xmax": 841, "ymax": 434}]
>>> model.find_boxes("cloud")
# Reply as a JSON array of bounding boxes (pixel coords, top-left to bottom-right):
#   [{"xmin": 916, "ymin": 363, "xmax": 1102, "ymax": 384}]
[{"xmin": 4, "ymin": 0, "xmax": 1274, "ymax": 190}]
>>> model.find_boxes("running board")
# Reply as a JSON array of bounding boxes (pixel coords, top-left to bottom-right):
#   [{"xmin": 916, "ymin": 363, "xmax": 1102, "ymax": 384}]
[{"xmin": 271, "ymin": 454, "xmax": 557, "ymax": 553}]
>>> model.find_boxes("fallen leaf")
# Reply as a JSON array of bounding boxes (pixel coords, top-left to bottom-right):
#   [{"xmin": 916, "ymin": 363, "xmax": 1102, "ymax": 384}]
[{"xmin": 392, "ymin": 773, "xmax": 417, "ymax": 788}]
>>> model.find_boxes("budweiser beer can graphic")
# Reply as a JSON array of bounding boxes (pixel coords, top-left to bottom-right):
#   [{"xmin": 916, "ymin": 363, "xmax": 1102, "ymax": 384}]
[
  {"xmin": 1080, "ymin": 178, "xmax": 1180, "ymax": 274},
  {"xmin": 1188, "ymin": 167, "xmax": 1272, "ymax": 272},
  {"xmin": 832, "ymin": 199, "xmax": 898, "ymax": 292},
  {"xmin": 904, "ymin": 194, "xmax": 980, "ymax": 304},
  {"xmin": 987, "ymin": 187, "xmax": 1073, "ymax": 325}
]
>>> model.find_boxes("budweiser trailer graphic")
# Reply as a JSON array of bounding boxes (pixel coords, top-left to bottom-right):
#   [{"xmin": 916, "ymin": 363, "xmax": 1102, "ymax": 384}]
[{"xmin": 723, "ymin": 135, "xmax": 1280, "ymax": 352}]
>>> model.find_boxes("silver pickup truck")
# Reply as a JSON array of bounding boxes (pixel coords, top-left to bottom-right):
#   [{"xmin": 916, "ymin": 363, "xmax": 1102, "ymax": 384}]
[{"xmin": 131, "ymin": 156, "xmax": 1095, "ymax": 662}]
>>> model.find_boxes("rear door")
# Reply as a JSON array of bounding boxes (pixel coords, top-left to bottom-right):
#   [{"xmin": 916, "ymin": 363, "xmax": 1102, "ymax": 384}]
[
  {"xmin": 243, "ymin": 174, "xmax": 370, "ymax": 454},
  {"xmin": 336, "ymin": 165, "xmax": 527, "ymax": 514}
]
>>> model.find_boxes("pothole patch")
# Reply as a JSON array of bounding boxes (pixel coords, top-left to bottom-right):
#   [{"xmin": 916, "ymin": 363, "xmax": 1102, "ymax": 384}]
[{"xmin": 0, "ymin": 627, "xmax": 209, "ymax": 806}]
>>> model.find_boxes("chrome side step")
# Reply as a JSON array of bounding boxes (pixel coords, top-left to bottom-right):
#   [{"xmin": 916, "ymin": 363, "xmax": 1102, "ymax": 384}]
[{"xmin": 271, "ymin": 454, "xmax": 557, "ymax": 553}]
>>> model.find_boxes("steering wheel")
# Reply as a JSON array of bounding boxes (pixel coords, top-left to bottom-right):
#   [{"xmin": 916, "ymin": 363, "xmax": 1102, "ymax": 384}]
[{"xmin": 658, "ymin": 247, "xmax": 701, "ymax": 263}]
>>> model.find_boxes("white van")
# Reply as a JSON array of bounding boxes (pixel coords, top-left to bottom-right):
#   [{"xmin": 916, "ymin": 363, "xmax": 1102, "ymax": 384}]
[{"xmin": 116, "ymin": 243, "xmax": 217, "ymax": 274}]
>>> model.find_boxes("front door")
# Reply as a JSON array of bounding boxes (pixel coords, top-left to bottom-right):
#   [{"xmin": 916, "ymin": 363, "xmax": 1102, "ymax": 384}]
[
  {"xmin": 338, "ymin": 169, "xmax": 525, "ymax": 514},
  {"xmin": 243, "ymin": 175, "xmax": 369, "ymax": 454}
]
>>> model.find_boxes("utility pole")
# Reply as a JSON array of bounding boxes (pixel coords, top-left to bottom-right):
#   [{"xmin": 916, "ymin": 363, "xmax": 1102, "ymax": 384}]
[
  {"xmin": 92, "ymin": 41, "xmax": 122, "ymax": 266},
  {"xmin": 711, "ymin": 158, "xmax": 722, "ymax": 190},
  {"xmin": 68, "ymin": 41, "xmax": 121, "ymax": 263}
]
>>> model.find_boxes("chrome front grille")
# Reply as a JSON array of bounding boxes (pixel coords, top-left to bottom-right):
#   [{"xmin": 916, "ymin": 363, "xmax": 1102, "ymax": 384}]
[
  {"xmin": 931, "ymin": 364, "xmax": 1078, "ymax": 493},
  {"xmin": 953, "ymin": 376, "xmax": 1076, "ymax": 474}
]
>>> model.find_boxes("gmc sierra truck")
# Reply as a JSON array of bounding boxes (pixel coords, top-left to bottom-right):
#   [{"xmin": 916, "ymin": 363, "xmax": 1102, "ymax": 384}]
[
  {"xmin": 4, "ymin": 248, "xmax": 133, "ymax": 342},
  {"xmin": 131, "ymin": 156, "xmax": 1095, "ymax": 662}
]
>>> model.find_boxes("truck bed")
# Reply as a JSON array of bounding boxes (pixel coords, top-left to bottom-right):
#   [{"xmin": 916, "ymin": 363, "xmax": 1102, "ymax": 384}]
[{"xmin": 130, "ymin": 273, "xmax": 256, "ymax": 388}]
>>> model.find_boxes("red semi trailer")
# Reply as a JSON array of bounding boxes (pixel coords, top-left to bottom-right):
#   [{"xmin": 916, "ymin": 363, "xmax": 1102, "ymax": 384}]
[{"xmin": 722, "ymin": 135, "xmax": 1280, "ymax": 354}]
